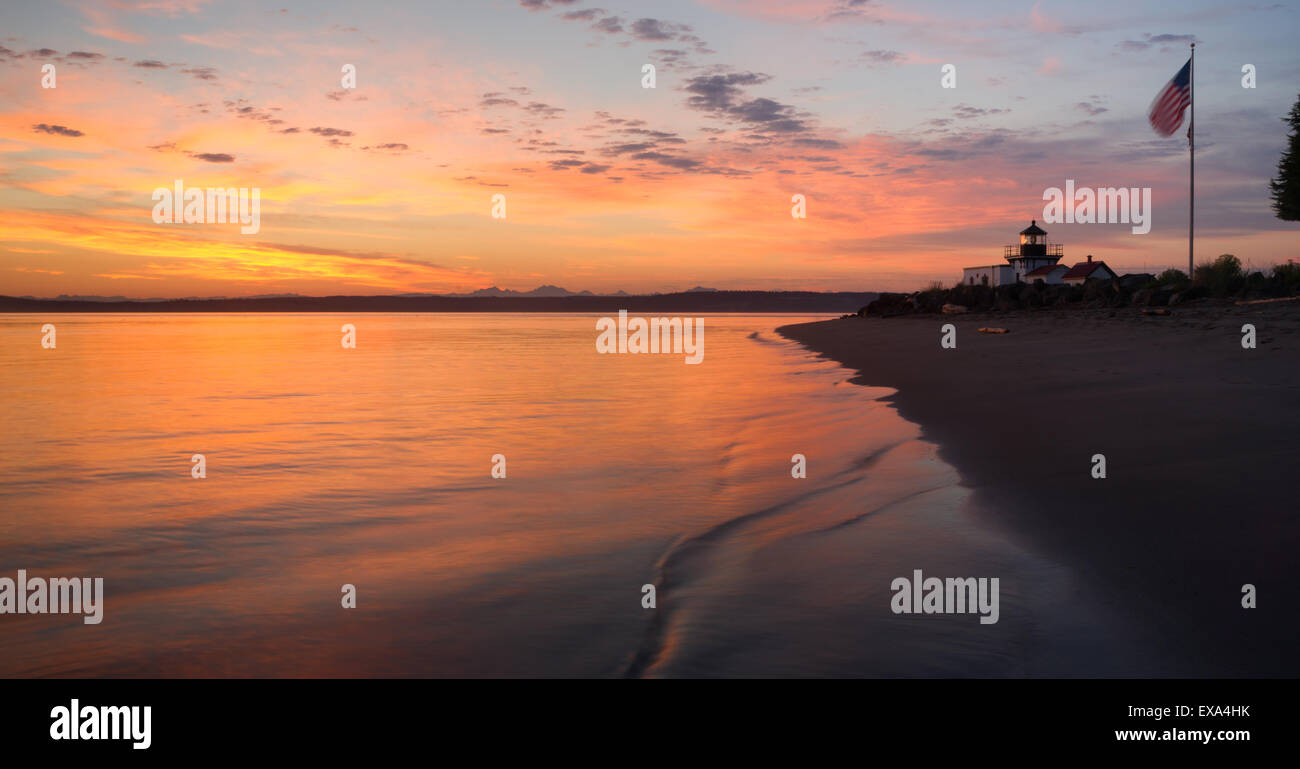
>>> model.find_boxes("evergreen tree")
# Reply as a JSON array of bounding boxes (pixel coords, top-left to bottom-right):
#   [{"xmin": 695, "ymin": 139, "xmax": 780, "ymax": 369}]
[{"xmin": 1270, "ymin": 95, "xmax": 1300, "ymax": 221}]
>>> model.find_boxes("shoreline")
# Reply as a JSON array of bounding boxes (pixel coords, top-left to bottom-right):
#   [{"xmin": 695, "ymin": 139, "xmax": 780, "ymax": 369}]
[{"xmin": 778, "ymin": 303, "xmax": 1300, "ymax": 676}]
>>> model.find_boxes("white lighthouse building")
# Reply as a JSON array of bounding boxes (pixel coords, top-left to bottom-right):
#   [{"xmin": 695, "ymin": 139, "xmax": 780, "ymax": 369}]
[{"xmin": 962, "ymin": 220, "xmax": 1065, "ymax": 287}]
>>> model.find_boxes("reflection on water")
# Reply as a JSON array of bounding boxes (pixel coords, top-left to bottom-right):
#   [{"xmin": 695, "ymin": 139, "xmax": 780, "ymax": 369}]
[{"xmin": 1, "ymin": 313, "xmax": 1116, "ymax": 677}]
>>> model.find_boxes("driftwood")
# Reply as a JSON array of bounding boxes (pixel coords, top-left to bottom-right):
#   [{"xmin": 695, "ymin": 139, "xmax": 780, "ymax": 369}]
[
  {"xmin": 1235, "ymin": 296, "xmax": 1300, "ymax": 306},
  {"xmin": 1141, "ymin": 308, "xmax": 1171, "ymax": 316},
  {"xmin": 977, "ymin": 327, "xmax": 1010, "ymax": 334},
  {"xmin": 941, "ymin": 303, "xmax": 968, "ymax": 314}
]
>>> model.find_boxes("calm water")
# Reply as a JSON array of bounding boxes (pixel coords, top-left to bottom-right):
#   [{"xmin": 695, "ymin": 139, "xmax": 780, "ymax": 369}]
[{"xmin": 1, "ymin": 313, "xmax": 1120, "ymax": 677}]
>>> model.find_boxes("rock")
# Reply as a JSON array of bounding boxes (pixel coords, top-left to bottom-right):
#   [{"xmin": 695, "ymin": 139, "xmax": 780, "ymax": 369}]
[
  {"xmin": 863, "ymin": 293, "xmax": 912, "ymax": 316},
  {"xmin": 941, "ymin": 303, "xmax": 968, "ymax": 314},
  {"xmin": 913, "ymin": 292, "xmax": 942, "ymax": 313}
]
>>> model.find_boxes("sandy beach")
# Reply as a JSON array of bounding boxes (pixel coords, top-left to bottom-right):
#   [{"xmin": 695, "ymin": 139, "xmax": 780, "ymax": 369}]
[{"xmin": 780, "ymin": 301, "xmax": 1300, "ymax": 677}]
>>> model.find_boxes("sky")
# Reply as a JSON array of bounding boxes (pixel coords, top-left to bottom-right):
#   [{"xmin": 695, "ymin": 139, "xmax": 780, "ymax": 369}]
[{"xmin": 1, "ymin": 0, "xmax": 1297, "ymax": 297}]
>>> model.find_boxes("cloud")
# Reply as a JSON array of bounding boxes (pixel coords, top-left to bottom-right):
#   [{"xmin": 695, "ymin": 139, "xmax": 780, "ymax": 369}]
[
  {"xmin": 793, "ymin": 138, "xmax": 843, "ymax": 149},
  {"xmin": 309, "ymin": 127, "xmax": 354, "ymax": 137},
  {"xmin": 85, "ymin": 26, "xmax": 145, "ymax": 43},
  {"xmin": 651, "ymin": 48, "xmax": 691, "ymax": 67},
  {"xmin": 683, "ymin": 72, "xmax": 770, "ymax": 111},
  {"xmin": 115, "ymin": 1, "xmax": 212, "ymax": 18},
  {"xmin": 1075, "ymin": 99, "xmax": 1108, "ymax": 116},
  {"xmin": 186, "ymin": 152, "xmax": 235, "ymax": 163},
  {"xmin": 683, "ymin": 71, "xmax": 819, "ymax": 134},
  {"xmin": 519, "ymin": 0, "xmax": 578, "ymax": 10},
  {"xmin": 223, "ymin": 100, "xmax": 286, "ymax": 126},
  {"xmin": 81, "ymin": 6, "xmax": 146, "ymax": 43},
  {"xmin": 480, "ymin": 93, "xmax": 520, "ymax": 108},
  {"xmin": 592, "ymin": 16, "xmax": 624, "ymax": 34},
  {"xmin": 181, "ymin": 66, "xmax": 218, "ymax": 80},
  {"xmin": 630, "ymin": 19, "xmax": 678, "ymax": 41},
  {"xmin": 479, "ymin": 94, "xmax": 565, "ymax": 121},
  {"xmin": 602, "ymin": 142, "xmax": 658, "ymax": 155},
  {"xmin": 523, "ymin": 102, "xmax": 565, "ymax": 118},
  {"xmin": 1116, "ymin": 33, "xmax": 1197, "ymax": 53},
  {"xmin": 1029, "ymin": 3, "xmax": 1064, "ymax": 35},
  {"xmin": 32, "ymin": 123, "xmax": 84, "ymax": 137},
  {"xmin": 544, "ymin": 6, "xmax": 712, "ymax": 58},
  {"xmin": 325, "ymin": 89, "xmax": 367, "ymax": 102},
  {"xmin": 952, "ymin": 104, "xmax": 1010, "ymax": 120},
  {"xmin": 632, "ymin": 151, "xmax": 699, "ymax": 170},
  {"xmin": 729, "ymin": 98, "xmax": 808, "ymax": 132},
  {"xmin": 860, "ymin": 49, "xmax": 905, "ymax": 65},
  {"xmin": 133, "ymin": 60, "xmax": 219, "ymax": 80}
]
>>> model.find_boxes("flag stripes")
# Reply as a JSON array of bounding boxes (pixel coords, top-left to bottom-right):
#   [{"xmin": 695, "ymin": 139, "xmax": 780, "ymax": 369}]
[{"xmin": 1149, "ymin": 59, "xmax": 1192, "ymax": 136}]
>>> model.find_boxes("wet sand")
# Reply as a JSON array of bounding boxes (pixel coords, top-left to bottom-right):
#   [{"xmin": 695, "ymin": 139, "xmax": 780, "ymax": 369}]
[{"xmin": 779, "ymin": 302, "xmax": 1300, "ymax": 676}]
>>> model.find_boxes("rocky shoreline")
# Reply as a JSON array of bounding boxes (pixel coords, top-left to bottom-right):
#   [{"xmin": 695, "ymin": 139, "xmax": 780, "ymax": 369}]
[{"xmin": 861, "ymin": 269, "xmax": 1299, "ymax": 316}]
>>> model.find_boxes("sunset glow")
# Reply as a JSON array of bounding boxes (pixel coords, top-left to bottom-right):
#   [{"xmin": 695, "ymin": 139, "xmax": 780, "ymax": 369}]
[{"xmin": 2, "ymin": 0, "xmax": 1296, "ymax": 297}]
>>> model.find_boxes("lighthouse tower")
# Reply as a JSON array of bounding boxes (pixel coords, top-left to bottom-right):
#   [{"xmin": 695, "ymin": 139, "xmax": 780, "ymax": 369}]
[
  {"xmin": 961, "ymin": 220, "xmax": 1065, "ymax": 287},
  {"xmin": 1004, "ymin": 220, "xmax": 1064, "ymax": 282}
]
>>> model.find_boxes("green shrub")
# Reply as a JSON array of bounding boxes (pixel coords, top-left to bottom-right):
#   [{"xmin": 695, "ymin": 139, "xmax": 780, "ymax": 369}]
[
  {"xmin": 1272, "ymin": 262, "xmax": 1300, "ymax": 289},
  {"xmin": 1155, "ymin": 268, "xmax": 1190, "ymax": 291},
  {"xmin": 1193, "ymin": 254, "xmax": 1244, "ymax": 296}
]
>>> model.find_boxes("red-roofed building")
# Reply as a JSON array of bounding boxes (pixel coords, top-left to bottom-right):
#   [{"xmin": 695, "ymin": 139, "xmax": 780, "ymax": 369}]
[
  {"xmin": 1024, "ymin": 264, "xmax": 1068, "ymax": 284},
  {"xmin": 1062, "ymin": 255, "xmax": 1118, "ymax": 285}
]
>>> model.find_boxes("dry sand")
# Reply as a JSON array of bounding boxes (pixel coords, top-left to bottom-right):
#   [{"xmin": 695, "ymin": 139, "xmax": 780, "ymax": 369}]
[{"xmin": 780, "ymin": 301, "xmax": 1300, "ymax": 676}]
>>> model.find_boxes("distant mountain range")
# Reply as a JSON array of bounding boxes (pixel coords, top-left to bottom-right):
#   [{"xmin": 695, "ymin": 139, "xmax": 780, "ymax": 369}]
[
  {"xmin": 37, "ymin": 293, "xmax": 311, "ymax": 303},
  {"xmin": 0, "ymin": 288, "xmax": 878, "ymax": 314},
  {"xmin": 30, "ymin": 285, "xmax": 728, "ymax": 302},
  {"xmin": 445, "ymin": 285, "xmax": 599, "ymax": 298}
]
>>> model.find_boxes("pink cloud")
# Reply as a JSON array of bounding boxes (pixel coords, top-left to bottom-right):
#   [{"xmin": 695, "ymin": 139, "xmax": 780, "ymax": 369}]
[{"xmin": 1029, "ymin": 3, "xmax": 1065, "ymax": 35}]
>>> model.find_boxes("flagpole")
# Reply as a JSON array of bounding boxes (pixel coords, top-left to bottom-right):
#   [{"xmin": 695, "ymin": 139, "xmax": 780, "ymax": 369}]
[{"xmin": 1189, "ymin": 42, "xmax": 1195, "ymax": 278}]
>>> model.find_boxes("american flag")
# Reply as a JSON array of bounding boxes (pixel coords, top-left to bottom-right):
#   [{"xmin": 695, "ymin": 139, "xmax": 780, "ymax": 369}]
[{"xmin": 1148, "ymin": 58, "xmax": 1192, "ymax": 137}]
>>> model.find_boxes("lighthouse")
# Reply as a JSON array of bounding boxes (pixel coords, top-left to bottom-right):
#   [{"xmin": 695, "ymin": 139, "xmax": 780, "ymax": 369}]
[{"xmin": 961, "ymin": 220, "xmax": 1066, "ymax": 287}]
